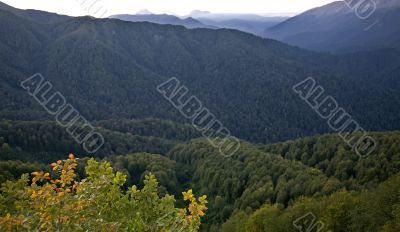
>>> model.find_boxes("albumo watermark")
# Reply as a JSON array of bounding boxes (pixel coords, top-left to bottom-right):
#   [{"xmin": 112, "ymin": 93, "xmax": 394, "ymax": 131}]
[
  {"xmin": 293, "ymin": 77, "xmax": 376, "ymax": 157},
  {"xmin": 157, "ymin": 77, "xmax": 240, "ymax": 157},
  {"xmin": 344, "ymin": 0, "xmax": 376, "ymax": 20},
  {"xmin": 20, "ymin": 73, "xmax": 104, "ymax": 153},
  {"xmin": 293, "ymin": 212, "xmax": 332, "ymax": 232},
  {"xmin": 343, "ymin": 0, "xmax": 379, "ymax": 31},
  {"xmin": 75, "ymin": 0, "xmax": 108, "ymax": 18}
]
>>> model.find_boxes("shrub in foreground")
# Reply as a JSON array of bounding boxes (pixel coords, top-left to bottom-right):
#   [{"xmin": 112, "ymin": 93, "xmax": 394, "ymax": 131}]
[{"xmin": 0, "ymin": 154, "xmax": 207, "ymax": 231}]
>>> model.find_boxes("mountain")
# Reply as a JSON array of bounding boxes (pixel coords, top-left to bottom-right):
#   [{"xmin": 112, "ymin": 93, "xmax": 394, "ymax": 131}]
[
  {"xmin": 189, "ymin": 10, "xmax": 293, "ymax": 21},
  {"xmin": 110, "ymin": 11, "xmax": 289, "ymax": 35},
  {"xmin": 109, "ymin": 13, "xmax": 214, "ymax": 29},
  {"xmin": 136, "ymin": 9, "xmax": 153, "ymax": 15},
  {"xmin": 189, "ymin": 11, "xmax": 289, "ymax": 36},
  {"xmin": 0, "ymin": 1, "xmax": 68, "ymax": 23},
  {"xmin": 194, "ymin": 18, "xmax": 285, "ymax": 36},
  {"xmin": 263, "ymin": 0, "xmax": 400, "ymax": 53},
  {"xmin": 1, "ymin": 4, "xmax": 400, "ymax": 144}
]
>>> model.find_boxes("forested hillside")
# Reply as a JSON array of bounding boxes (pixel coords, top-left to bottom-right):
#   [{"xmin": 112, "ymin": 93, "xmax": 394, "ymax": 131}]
[
  {"xmin": 0, "ymin": 121, "xmax": 177, "ymax": 162},
  {"xmin": 221, "ymin": 172, "xmax": 400, "ymax": 232},
  {"xmin": 260, "ymin": 132, "xmax": 400, "ymax": 189},
  {"xmin": 1, "ymin": 120, "xmax": 399, "ymax": 231},
  {"xmin": 167, "ymin": 140, "xmax": 340, "ymax": 230},
  {"xmin": 311, "ymin": 48, "xmax": 400, "ymax": 91},
  {"xmin": 0, "ymin": 4, "xmax": 400, "ymax": 144},
  {"xmin": 94, "ymin": 118, "xmax": 201, "ymax": 141}
]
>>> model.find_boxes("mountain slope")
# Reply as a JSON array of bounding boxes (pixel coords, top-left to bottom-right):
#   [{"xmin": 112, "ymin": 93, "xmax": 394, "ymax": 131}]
[
  {"xmin": 0, "ymin": 120, "xmax": 178, "ymax": 162},
  {"xmin": 167, "ymin": 139, "xmax": 340, "ymax": 227},
  {"xmin": 260, "ymin": 131, "xmax": 400, "ymax": 188},
  {"xmin": 264, "ymin": 0, "xmax": 400, "ymax": 53},
  {"xmin": 222, "ymin": 172, "xmax": 400, "ymax": 232},
  {"xmin": 314, "ymin": 48, "xmax": 400, "ymax": 91},
  {"xmin": 0, "ymin": 5, "xmax": 400, "ymax": 144}
]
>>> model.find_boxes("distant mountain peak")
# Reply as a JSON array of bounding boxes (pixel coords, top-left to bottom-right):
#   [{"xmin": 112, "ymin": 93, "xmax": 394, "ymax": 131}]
[
  {"xmin": 189, "ymin": 10, "xmax": 211, "ymax": 17},
  {"xmin": 136, "ymin": 9, "xmax": 153, "ymax": 15},
  {"xmin": 108, "ymin": 13, "xmax": 214, "ymax": 29}
]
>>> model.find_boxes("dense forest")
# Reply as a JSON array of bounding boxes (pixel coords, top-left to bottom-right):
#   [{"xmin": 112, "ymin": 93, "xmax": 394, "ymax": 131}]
[
  {"xmin": 0, "ymin": 120, "xmax": 178, "ymax": 162},
  {"xmin": 1, "ymin": 120, "xmax": 399, "ymax": 231},
  {"xmin": 221, "ymin": 172, "xmax": 400, "ymax": 232},
  {"xmin": 0, "ymin": 1, "xmax": 400, "ymax": 231},
  {"xmin": 260, "ymin": 132, "xmax": 400, "ymax": 189}
]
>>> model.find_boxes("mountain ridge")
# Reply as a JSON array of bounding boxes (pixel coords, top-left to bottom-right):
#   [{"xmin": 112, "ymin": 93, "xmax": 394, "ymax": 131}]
[
  {"xmin": 109, "ymin": 13, "xmax": 214, "ymax": 29},
  {"xmin": 264, "ymin": 0, "xmax": 400, "ymax": 53},
  {"xmin": 0, "ymin": 0, "xmax": 69, "ymax": 24}
]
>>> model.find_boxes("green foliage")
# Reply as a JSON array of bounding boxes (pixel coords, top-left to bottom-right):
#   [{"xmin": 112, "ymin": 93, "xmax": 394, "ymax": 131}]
[
  {"xmin": 0, "ymin": 156, "xmax": 207, "ymax": 231},
  {"xmin": 0, "ymin": 120, "xmax": 176, "ymax": 163},
  {"xmin": 222, "ymin": 173, "xmax": 400, "ymax": 232},
  {"xmin": 381, "ymin": 203, "xmax": 400, "ymax": 232},
  {"xmin": 260, "ymin": 131, "xmax": 400, "ymax": 189},
  {"xmin": 0, "ymin": 160, "xmax": 46, "ymax": 184},
  {"xmin": 167, "ymin": 139, "xmax": 342, "ymax": 226},
  {"xmin": 95, "ymin": 118, "xmax": 201, "ymax": 141},
  {"xmin": 106, "ymin": 153, "xmax": 181, "ymax": 195}
]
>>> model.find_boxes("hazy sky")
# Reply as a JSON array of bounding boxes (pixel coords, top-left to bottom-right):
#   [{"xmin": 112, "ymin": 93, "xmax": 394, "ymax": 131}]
[{"xmin": 2, "ymin": 0, "xmax": 338, "ymax": 17}]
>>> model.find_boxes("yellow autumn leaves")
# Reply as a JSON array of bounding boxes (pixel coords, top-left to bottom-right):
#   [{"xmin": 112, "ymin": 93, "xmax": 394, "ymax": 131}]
[
  {"xmin": 0, "ymin": 154, "xmax": 207, "ymax": 231},
  {"xmin": 183, "ymin": 189, "xmax": 208, "ymax": 217}
]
